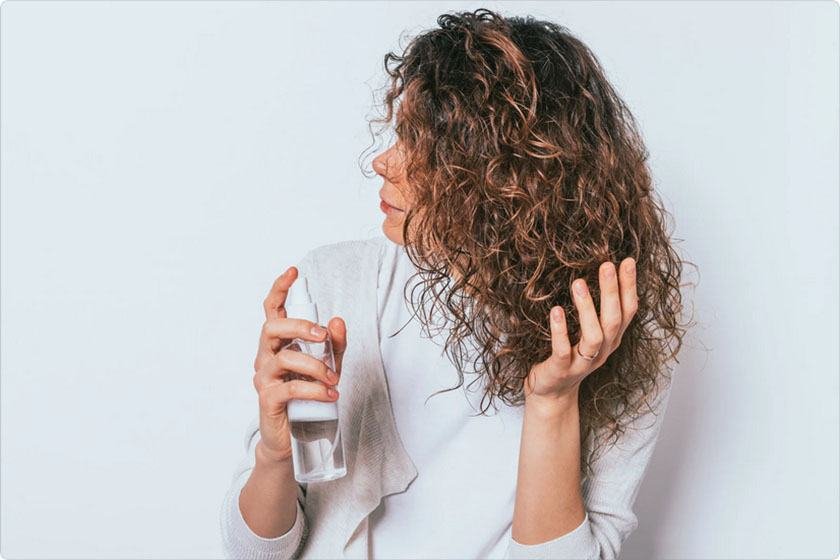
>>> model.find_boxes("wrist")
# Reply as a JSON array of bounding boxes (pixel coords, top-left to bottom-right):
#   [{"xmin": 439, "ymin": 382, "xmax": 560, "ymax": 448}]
[
  {"xmin": 524, "ymin": 389, "xmax": 580, "ymax": 420},
  {"xmin": 255, "ymin": 440, "xmax": 294, "ymax": 468}
]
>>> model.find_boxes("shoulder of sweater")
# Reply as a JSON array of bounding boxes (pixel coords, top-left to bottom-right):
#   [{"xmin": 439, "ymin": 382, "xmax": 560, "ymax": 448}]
[
  {"xmin": 300, "ymin": 234, "xmax": 388, "ymax": 271},
  {"xmin": 295, "ymin": 235, "xmax": 389, "ymax": 305}
]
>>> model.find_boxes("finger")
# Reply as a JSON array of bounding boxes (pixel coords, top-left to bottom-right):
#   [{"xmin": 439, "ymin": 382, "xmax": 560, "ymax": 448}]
[
  {"xmin": 598, "ymin": 261, "xmax": 623, "ymax": 350},
  {"xmin": 570, "ymin": 278, "xmax": 604, "ymax": 370},
  {"xmin": 260, "ymin": 316, "xmax": 329, "ymax": 356},
  {"xmin": 617, "ymin": 257, "xmax": 639, "ymax": 336},
  {"xmin": 262, "ymin": 266, "xmax": 298, "ymax": 321},
  {"xmin": 258, "ymin": 379, "xmax": 339, "ymax": 415},
  {"xmin": 548, "ymin": 306, "xmax": 572, "ymax": 369},
  {"xmin": 254, "ymin": 348, "xmax": 339, "ymax": 390},
  {"xmin": 326, "ymin": 316, "xmax": 348, "ymax": 376}
]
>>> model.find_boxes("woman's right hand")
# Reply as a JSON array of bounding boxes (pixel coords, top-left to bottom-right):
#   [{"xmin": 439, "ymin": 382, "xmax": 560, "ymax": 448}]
[{"xmin": 252, "ymin": 265, "xmax": 347, "ymax": 464}]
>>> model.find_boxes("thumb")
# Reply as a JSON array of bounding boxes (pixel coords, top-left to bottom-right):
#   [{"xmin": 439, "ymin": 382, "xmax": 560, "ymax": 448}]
[{"xmin": 327, "ymin": 316, "xmax": 347, "ymax": 375}]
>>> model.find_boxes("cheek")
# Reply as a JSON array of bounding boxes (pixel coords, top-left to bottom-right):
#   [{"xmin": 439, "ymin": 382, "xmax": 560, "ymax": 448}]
[{"xmin": 394, "ymin": 183, "xmax": 413, "ymax": 206}]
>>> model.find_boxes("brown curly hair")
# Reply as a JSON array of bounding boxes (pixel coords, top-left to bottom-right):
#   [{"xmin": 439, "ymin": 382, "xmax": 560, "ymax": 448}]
[{"xmin": 362, "ymin": 8, "xmax": 696, "ymax": 480}]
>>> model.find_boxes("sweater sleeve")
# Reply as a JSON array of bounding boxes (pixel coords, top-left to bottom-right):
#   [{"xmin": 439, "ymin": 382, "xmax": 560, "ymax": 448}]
[
  {"xmin": 220, "ymin": 415, "xmax": 309, "ymax": 559},
  {"xmin": 504, "ymin": 377, "xmax": 674, "ymax": 560}
]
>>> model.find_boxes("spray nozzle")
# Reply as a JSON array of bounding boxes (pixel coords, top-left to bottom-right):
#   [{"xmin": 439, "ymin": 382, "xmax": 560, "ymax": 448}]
[
  {"xmin": 287, "ymin": 275, "xmax": 311, "ymax": 306},
  {"xmin": 284, "ymin": 271, "xmax": 319, "ymax": 324}
]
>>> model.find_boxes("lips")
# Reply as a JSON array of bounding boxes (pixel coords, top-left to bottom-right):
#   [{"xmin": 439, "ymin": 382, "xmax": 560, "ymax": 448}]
[
  {"xmin": 380, "ymin": 200, "xmax": 404, "ymax": 214},
  {"xmin": 378, "ymin": 188, "xmax": 404, "ymax": 211}
]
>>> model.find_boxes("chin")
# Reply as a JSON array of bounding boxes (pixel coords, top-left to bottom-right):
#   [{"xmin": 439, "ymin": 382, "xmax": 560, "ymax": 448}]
[{"xmin": 382, "ymin": 223, "xmax": 405, "ymax": 246}]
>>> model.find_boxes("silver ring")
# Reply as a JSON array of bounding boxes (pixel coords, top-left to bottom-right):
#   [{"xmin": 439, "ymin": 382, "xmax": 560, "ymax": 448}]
[{"xmin": 576, "ymin": 345, "xmax": 599, "ymax": 361}]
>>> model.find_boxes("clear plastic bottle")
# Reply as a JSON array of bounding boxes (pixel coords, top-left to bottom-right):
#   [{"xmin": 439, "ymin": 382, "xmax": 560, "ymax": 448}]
[{"xmin": 282, "ymin": 273, "xmax": 347, "ymax": 483}]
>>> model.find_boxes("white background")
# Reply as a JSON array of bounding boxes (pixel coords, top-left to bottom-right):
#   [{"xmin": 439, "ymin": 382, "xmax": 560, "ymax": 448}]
[{"xmin": 1, "ymin": 1, "xmax": 837, "ymax": 558}]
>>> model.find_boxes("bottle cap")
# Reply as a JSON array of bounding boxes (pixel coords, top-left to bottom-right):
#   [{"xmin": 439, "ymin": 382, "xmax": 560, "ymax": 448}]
[{"xmin": 285, "ymin": 273, "xmax": 319, "ymax": 324}]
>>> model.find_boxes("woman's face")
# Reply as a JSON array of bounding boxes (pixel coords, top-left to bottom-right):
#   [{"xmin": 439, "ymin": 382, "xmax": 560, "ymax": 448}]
[{"xmin": 373, "ymin": 142, "xmax": 411, "ymax": 246}]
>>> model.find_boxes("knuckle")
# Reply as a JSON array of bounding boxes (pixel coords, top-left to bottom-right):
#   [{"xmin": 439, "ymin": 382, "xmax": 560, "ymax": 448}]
[
  {"xmin": 284, "ymin": 380, "xmax": 303, "ymax": 400},
  {"xmin": 604, "ymin": 317, "xmax": 622, "ymax": 335},
  {"xmin": 555, "ymin": 348, "xmax": 572, "ymax": 360},
  {"xmin": 274, "ymin": 349, "xmax": 290, "ymax": 367}
]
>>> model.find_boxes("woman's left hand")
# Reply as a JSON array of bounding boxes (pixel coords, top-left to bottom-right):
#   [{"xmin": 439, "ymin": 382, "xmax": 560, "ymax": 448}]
[{"xmin": 524, "ymin": 257, "xmax": 639, "ymax": 409}]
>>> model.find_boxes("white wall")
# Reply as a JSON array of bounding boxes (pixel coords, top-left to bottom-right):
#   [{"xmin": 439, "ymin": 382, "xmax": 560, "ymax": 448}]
[{"xmin": 1, "ymin": 1, "xmax": 837, "ymax": 558}]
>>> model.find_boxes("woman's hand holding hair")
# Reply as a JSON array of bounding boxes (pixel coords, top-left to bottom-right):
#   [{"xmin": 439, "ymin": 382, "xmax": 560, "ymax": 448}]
[
  {"xmin": 511, "ymin": 256, "xmax": 639, "ymax": 546},
  {"xmin": 524, "ymin": 257, "xmax": 638, "ymax": 412}
]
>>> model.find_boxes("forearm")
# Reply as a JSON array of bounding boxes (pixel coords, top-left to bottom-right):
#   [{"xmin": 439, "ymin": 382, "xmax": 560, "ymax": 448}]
[
  {"xmin": 511, "ymin": 393, "xmax": 586, "ymax": 545},
  {"xmin": 238, "ymin": 440, "xmax": 301, "ymax": 538}
]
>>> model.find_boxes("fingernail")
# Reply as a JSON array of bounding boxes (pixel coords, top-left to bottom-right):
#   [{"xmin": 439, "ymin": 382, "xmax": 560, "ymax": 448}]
[
  {"xmin": 311, "ymin": 325, "xmax": 327, "ymax": 337},
  {"xmin": 604, "ymin": 264, "xmax": 615, "ymax": 278},
  {"xmin": 328, "ymin": 387, "xmax": 339, "ymax": 398},
  {"xmin": 551, "ymin": 307, "xmax": 563, "ymax": 322},
  {"xmin": 574, "ymin": 280, "xmax": 587, "ymax": 295}
]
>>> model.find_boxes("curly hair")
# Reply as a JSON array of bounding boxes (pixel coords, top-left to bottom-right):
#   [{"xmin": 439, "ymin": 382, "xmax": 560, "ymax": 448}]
[{"xmin": 362, "ymin": 8, "xmax": 696, "ymax": 480}]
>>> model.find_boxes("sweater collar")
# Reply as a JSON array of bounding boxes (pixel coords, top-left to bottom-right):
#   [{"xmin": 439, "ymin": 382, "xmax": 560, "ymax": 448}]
[{"xmin": 307, "ymin": 236, "xmax": 419, "ymax": 555}]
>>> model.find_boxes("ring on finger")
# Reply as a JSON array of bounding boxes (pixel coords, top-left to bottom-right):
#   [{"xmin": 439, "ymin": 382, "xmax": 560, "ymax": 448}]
[{"xmin": 577, "ymin": 346, "xmax": 599, "ymax": 361}]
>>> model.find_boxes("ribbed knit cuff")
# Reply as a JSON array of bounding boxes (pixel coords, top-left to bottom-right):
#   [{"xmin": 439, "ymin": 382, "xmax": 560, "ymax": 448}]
[
  {"xmin": 505, "ymin": 512, "xmax": 598, "ymax": 560},
  {"xmin": 220, "ymin": 470, "xmax": 307, "ymax": 559}
]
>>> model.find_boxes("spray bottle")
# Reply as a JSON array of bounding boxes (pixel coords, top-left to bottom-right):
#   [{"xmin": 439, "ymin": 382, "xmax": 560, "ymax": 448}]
[{"xmin": 282, "ymin": 273, "xmax": 347, "ymax": 483}]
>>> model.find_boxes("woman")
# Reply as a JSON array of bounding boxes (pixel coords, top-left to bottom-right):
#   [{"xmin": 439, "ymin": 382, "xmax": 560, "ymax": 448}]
[{"xmin": 221, "ymin": 9, "xmax": 690, "ymax": 559}]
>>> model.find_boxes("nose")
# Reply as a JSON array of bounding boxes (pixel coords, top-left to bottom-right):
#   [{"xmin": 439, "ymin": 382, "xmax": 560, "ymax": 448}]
[
  {"xmin": 373, "ymin": 156, "xmax": 386, "ymax": 177},
  {"xmin": 373, "ymin": 144, "xmax": 400, "ymax": 180},
  {"xmin": 373, "ymin": 150, "xmax": 393, "ymax": 179}
]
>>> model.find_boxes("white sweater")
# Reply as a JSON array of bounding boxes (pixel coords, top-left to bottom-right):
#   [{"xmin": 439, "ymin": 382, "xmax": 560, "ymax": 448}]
[
  {"xmin": 219, "ymin": 235, "xmax": 674, "ymax": 559},
  {"xmin": 369, "ymin": 237, "xmax": 529, "ymax": 558}
]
